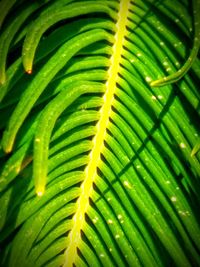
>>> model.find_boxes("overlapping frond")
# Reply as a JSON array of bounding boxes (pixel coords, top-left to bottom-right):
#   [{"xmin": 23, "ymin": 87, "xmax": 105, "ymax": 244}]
[{"xmin": 0, "ymin": 0, "xmax": 200, "ymax": 266}]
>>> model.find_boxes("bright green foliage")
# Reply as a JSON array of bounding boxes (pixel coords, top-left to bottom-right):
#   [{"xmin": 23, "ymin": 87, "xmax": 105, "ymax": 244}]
[
  {"xmin": 150, "ymin": 0, "xmax": 200, "ymax": 87},
  {"xmin": 0, "ymin": 0, "xmax": 200, "ymax": 267}
]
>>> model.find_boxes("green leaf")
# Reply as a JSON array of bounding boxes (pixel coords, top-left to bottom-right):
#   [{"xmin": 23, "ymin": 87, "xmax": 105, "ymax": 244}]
[{"xmin": 0, "ymin": 0, "xmax": 200, "ymax": 266}]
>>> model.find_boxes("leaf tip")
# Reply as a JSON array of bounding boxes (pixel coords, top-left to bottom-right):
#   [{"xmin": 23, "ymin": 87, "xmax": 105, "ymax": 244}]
[
  {"xmin": 150, "ymin": 80, "xmax": 158, "ymax": 87},
  {"xmin": 150, "ymin": 76, "xmax": 170, "ymax": 87},
  {"xmin": 191, "ymin": 147, "xmax": 199, "ymax": 157},
  {"xmin": 36, "ymin": 184, "xmax": 45, "ymax": 197},
  {"xmin": 26, "ymin": 69, "xmax": 32, "ymax": 75},
  {"xmin": 0, "ymin": 72, "xmax": 6, "ymax": 85},
  {"xmin": 2, "ymin": 142, "xmax": 12, "ymax": 154},
  {"xmin": 36, "ymin": 190, "xmax": 44, "ymax": 197},
  {"xmin": 191, "ymin": 139, "xmax": 200, "ymax": 157},
  {"xmin": 1, "ymin": 132, "xmax": 14, "ymax": 154}
]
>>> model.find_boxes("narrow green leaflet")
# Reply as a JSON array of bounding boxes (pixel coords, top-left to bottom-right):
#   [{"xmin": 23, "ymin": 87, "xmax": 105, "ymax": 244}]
[{"xmin": 0, "ymin": 0, "xmax": 17, "ymax": 29}]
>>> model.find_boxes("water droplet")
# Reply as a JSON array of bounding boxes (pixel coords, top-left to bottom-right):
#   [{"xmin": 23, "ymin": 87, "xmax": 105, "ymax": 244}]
[
  {"xmin": 145, "ymin": 76, "xmax": 152, "ymax": 82},
  {"xmin": 136, "ymin": 52, "xmax": 142, "ymax": 57},
  {"xmin": 171, "ymin": 196, "xmax": 177, "ymax": 202},
  {"xmin": 108, "ymin": 219, "xmax": 113, "ymax": 224},
  {"xmin": 123, "ymin": 180, "xmax": 132, "ymax": 189},
  {"xmin": 115, "ymin": 234, "xmax": 120, "ymax": 239},
  {"xmin": 180, "ymin": 142, "xmax": 186, "ymax": 149},
  {"xmin": 118, "ymin": 214, "xmax": 123, "ymax": 219}
]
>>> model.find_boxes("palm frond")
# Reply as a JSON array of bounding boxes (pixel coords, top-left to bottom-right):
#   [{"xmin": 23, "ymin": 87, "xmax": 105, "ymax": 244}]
[{"xmin": 0, "ymin": 0, "xmax": 200, "ymax": 266}]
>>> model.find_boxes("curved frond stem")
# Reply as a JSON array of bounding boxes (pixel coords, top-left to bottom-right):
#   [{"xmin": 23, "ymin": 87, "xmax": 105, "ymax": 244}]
[{"xmin": 150, "ymin": 0, "xmax": 200, "ymax": 87}]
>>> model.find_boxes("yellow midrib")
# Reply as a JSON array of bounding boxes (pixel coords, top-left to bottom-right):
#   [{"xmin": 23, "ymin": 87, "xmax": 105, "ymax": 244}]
[{"xmin": 63, "ymin": 1, "xmax": 130, "ymax": 266}]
